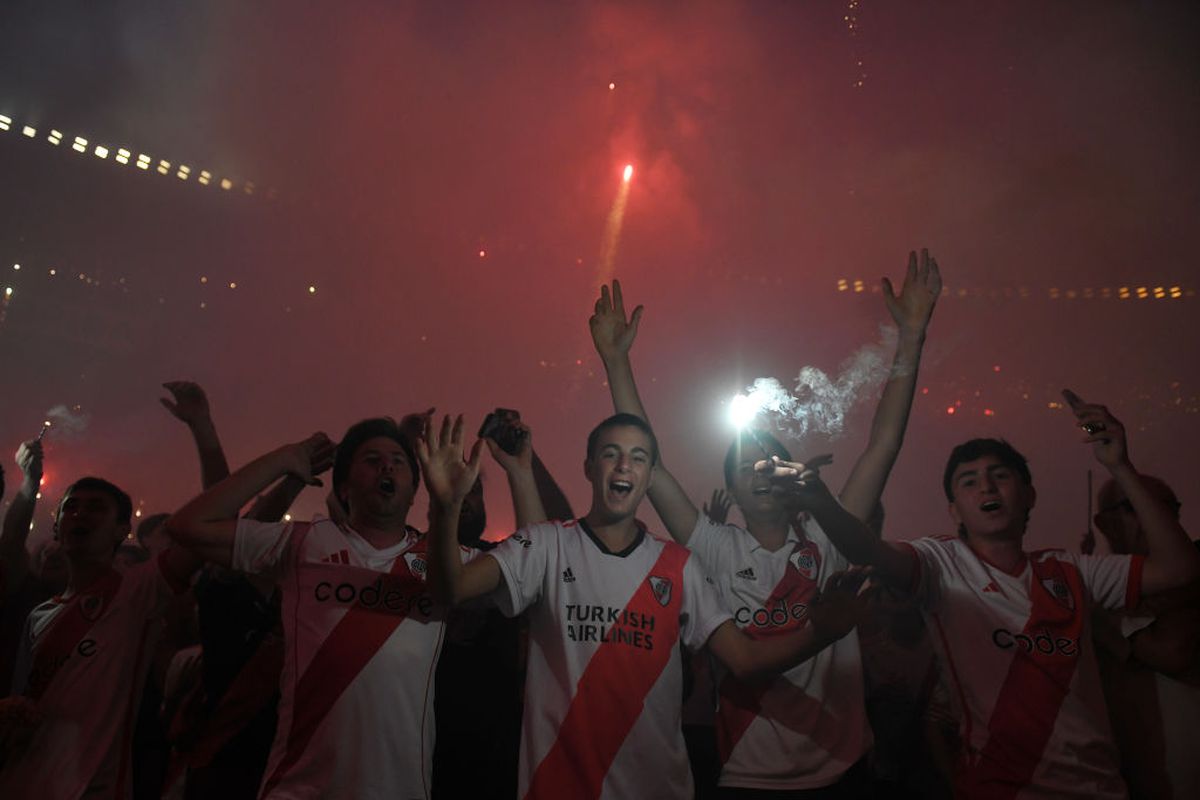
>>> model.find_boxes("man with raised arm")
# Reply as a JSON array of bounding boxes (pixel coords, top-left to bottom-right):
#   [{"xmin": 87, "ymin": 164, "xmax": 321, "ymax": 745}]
[
  {"xmin": 164, "ymin": 418, "xmax": 458, "ymax": 800},
  {"xmin": 589, "ymin": 251, "xmax": 940, "ymax": 796},
  {"xmin": 419, "ymin": 413, "xmax": 874, "ymax": 800},
  {"xmin": 0, "ymin": 475, "xmax": 201, "ymax": 799},
  {"xmin": 759, "ymin": 391, "xmax": 1200, "ymax": 799}
]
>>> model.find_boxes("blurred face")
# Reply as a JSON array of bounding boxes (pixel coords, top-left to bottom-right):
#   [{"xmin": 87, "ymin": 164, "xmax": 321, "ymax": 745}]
[
  {"xmin": 947, "ymin": 455, "xmax": 1036, "ymax": 543},
  {"xmin": 138, "ymin": 519, "xmax": 171, "ymax": 557},
  {"xmin": 34, "ymin": 540, "xmax": 69, "ymax": 591},
  {"xmin": 339, "ymin": 436, "xmax": 415, "ymax": 524},
  {"xmin": 1093, "ymin": 480, "xmax": 1177, "ymax": 556},
  {"xmin": 584, "ymin": 425, "xmax": 656, "ymax": 524},
  {"xmin": 55, "ymin": 488, "xmax": 130, "ymax": 563},
  {"xmin": 727, "ymin": 440, "xmax": 796, "ymax": 521}
]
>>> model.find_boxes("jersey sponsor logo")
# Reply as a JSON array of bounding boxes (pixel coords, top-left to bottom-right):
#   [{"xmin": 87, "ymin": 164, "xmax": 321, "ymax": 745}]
[
  {"xmin": 509, "ymin": 532, "xmax": 533, "ymax": 548},
  {"xmin": 1039, "ymin": 576, "xmax": 1074, "ymax": 610},
  {"xmin": 564, "ymin": 604, "xmax": 656, "ymax": 649},
  {"xmin": 991, "ymin": 627, "xmax": 1078, "ymax": 657},
  {"xmin": 648, "ymin": 575, "xmax": 672, "ymax": 607},
  {"xmin": 733, "ymin": 599, "xmax": 809, "ymax": 630},
  {"xmin": 313, "ymin": 575, "xmax": 434, "ymax": 617},
  {"xmin": 788, "ymin": 549, "xmax": 817, "ymax": 579},
  {"xmin": 735, "ymin": 567, "xmax": 756, "ymax": 580},
  {"xmin": 562, "ymin": 567, "xmax": 576, "ymax": 583},
  {"xmin": 79, "ymin": 593, "xmax": 106, "ymax": 621},
  {"xmin": 403, "ymin": 552, "xmax": 428, "ymax": 579}
]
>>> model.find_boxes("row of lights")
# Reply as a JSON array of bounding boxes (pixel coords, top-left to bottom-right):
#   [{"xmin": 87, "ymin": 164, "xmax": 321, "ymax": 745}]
[
  {"xmin": 0, "ymin": 113, "xmax": 267, "ymax": 197},
  {"xmin": 836, "ymin": 279, "xmax": 1191, "ymax": 300}
]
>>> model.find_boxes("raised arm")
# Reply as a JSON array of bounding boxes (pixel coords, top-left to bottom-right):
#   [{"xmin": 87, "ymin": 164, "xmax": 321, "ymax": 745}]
[
  {"xmin": 165, "ymin": 433, "xmax": 333, "ymax": 567},
  {"xmin": 707, "ymin": 567, "xmax": 874, "ymax": 680},
  {"xmin": 1063, "ymin": 390, "xmax": 1200, "ymax": 595},
  {"xmin": 417, "ymin": 415, "xmax": 500, "ymax": 605},
  {"xmin": 484, "ymin": 422, "xmax": 550, "ymax": 528},
  {"xmin": 839, "ymin": 249, "xmax": 941, "ymax": 523},
  {"xmin": 760, "ymin": 455, "xmax": 917, "ymax": 588},
  {"xmin": 161, "ymin": 381, "xmax": 230, "ymax": 489},
  {"xmin": 0, "ymin": 440, "xmax": 43, "ymax": 595},
  {"xmin": 590, "ymin": 280, "xmax": 700, "ymax": 543},
  {"xmin": 531, "ymin": 450, "xmax": 574, "ymax": 521}
]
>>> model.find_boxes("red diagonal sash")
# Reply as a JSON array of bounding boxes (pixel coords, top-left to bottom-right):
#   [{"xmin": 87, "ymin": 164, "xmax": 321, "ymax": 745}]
[
  {"xmin": 958, "ymin": 557, "xmax": 1085, "ymax": 799},
  {"xmin": 261, "ymin": 533, "xmax": 431, "ymax": 794},
  {"xmin": 26, "ymin": 569, "xmax": 123, "ymax": 700},
  {"xmin": 524, "ymin": 543, "xmax": 688, "ymax": 800},
  {"xmin": 715, "ymin": 541, "xmax": 821, "ymax": 763}
]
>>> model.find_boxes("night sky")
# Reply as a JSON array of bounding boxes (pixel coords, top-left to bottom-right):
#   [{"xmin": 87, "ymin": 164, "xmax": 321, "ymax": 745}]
[{"xmin": 2, "ymin": 1, "xmax": 1198, "ymax": 550}]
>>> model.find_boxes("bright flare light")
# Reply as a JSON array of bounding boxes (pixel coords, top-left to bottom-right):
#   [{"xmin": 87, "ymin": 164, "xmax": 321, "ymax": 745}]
[
  {"xmin": 729, "ymin": 393, "xmax": 760, "ymax": 429},
  {"xmin": 623, "ymin": 164, "xmax": 633, "ymax": 182}
]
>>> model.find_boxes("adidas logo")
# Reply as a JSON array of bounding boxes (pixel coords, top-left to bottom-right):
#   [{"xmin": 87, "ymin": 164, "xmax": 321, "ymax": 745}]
[
  {"xmin": 735, "ymin": 567, "xmax": 756, "ymax": 580},
  {"xmin": 982, "ymin": 582, "xmax": 1000, "ymax": 593},
  {"xmin": 562, "ymin": 567, "xmax": 576, "ymax": 584},
  {"xmin": 320, "ymin": 550, "xmax": 351, "ymax": 565}
]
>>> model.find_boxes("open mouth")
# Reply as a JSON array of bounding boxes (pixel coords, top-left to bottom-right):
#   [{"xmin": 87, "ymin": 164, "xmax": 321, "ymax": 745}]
[
  {"xmin": 379, "ymin": 477, "xmax": 396, "ymax": 495},
  {"xmin": 752, "ymin": 485, "xmax": 772, "ymax": 496},
  {"xmin": 609, "ymin": 480, "xmax": 633, "ymax": 497},
  {"xmin": 980, "ymin": 500, "xmax": 1002, "ymax": 512}
]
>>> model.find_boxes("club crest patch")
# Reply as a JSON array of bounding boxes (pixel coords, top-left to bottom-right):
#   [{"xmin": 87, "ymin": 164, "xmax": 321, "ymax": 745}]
[
  {"xmin": 1040, "ymin": 577, "xmax": 1075, "ymax": 610},
  {"xmin": 649, "ymin": 576, "xmax": 672, "ymax": 607},
  {"xmin": 404, "ymin": 553, "xmax": 428, "ymax": 579},
  {"xmin": 789, "ymin": 548, "xmax": 818, "ymax": 580},
  {"xmin": 79, "ymin": 594, "xmax": 106, "ymax": 621}
]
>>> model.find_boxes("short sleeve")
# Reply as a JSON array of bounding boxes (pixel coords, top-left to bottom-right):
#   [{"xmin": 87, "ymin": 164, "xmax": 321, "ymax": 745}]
[
  {"xmin": 687, "ymin": 515, "xmax": 738, "ymax": 575},
  {"xmin": 903, "ymin": 538, "xmax": 946, "ymax": 608},
  {"xmin": 488, "ymin": 523, "xmax": 552, "ymax": 617},
  {"xmin": 679, "ymin": 553, "xmax": 733, "ymax": 652},
  {"xmin": 1072, "ymin": 553, "xmax": 1142, "ymax": 612},
  {"xmin": 232, "ymin": 518, "xmax": 295, "ymax": 578}
]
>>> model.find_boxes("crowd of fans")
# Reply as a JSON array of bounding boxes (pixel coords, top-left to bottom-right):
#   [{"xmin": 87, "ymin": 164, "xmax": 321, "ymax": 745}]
[{"xmin": 0, "ymin": 251, "xmax": 1196, "ymax": 799}]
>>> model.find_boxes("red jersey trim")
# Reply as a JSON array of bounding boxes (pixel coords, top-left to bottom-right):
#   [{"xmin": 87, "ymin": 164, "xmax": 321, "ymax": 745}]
[
  {"xmin": 894, "ymin": 541, "xmax": 923, "ymax": 595},
  {"xmin": 1125, "ymin": 554, "xmax": 1145, "ymax": 610}
]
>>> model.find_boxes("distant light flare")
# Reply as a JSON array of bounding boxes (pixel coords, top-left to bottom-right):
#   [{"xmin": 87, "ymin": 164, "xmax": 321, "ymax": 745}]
[{"xmin": 597, "ymin": 163, "xmax": 636, "ymax": 284}]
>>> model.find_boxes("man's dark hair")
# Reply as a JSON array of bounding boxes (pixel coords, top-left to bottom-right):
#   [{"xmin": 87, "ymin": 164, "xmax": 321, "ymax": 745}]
[
  {"xmin": 942, "ymin": 438, "xmax": 1032, "ymax": 501},
  {"xmin": 724, "ymin": 431, "xmax": 792, "ymax": 489},
  {"xmin": 332, "ymin": 417, "xmax": 421, "ymax": 497},
  {"xmin": 60, "ymin": 477, "xmax": 134, "ymax": 525},
  {"xmin": 135, "ymin": 512, "xmax": 170, "ymax": 546},
  {"xmin": 585, "ymin": 413, "xmax": 659, "ymax": 465}
]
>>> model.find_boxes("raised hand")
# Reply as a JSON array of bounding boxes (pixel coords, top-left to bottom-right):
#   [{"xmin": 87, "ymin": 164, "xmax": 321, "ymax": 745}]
[
  {"xmin": 14, "ymin": 439, "xmax": 43, "ymax": 486},
  {"xmin": 589, "ymin": 279, "xmax": 644, "ymax": 362},
  {"xmin": 808, "ymin": 567, "xmax": 875, "ymax": 642},
  {"xmin": 882, "ymin": 249, "xmax": 942, "ymax": 335},
  {"xmin": 278, "ymin": 432, "xmax": 334, "ymax": 486},
  {"xmin": 399, "ymin": 408, "xmax": 436, "ymax": 444},
  {"xmin": 416, "ymin": 415, "xmax": 484, "ymax": 509},
  {"xmin": 160, "ymin": 381, "xmax": 214, "ymax": 427},
  {"xmin": 1062, "ymin": 389, "xmax": 1128, "ymax": 468},
  {"xmin": 703, "ymin": 488, "xmax": 732, "ymax": 524},
  {"xmin": 485, "ymin": 420, "xmax": 534, "ymax": 474},
  {"xmin": 755, "ymin": 454, "xmax": 835, "ymax": 503}
]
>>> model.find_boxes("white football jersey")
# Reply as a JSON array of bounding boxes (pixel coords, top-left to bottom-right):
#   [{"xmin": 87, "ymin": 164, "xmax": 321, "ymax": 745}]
[
  {"xmin": 905, "ymin": 535, "xmax": 1141, "ymax": 799},
  {"xmin": 233, "ymin": 517, "xmax": 446, "ymax": 800},
  {"xmin": 688, "ymin": 514, "xmax": 871, "ymax": 790},
  {"xmin": 488, "ymin": 519, "xmax": 731, "ymax": 800},
  {"xmin": 0, "ymin": 555, "xmax": 179, "ymax": 799}
]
